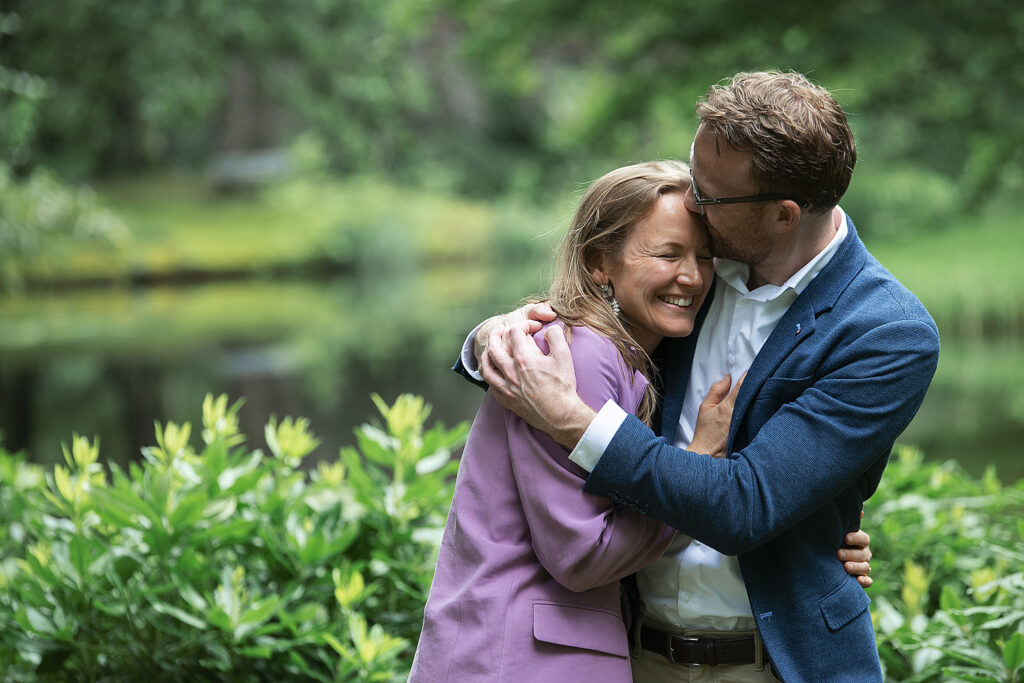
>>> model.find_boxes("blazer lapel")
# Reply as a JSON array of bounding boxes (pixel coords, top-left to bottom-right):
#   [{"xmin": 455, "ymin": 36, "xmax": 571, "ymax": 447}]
[
  {"xmin": 727, "ymin": 216, "xmax": 868, "ymax": 447},
  {"xmin": 659, "ymin": 279, "xmax": 717, "ymax": 442}
]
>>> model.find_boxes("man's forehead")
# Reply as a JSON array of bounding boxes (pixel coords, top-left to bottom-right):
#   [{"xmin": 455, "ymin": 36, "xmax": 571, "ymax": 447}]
[{"xmin": 690, "ymin": 131, "xmax": 757, "ymax": 191}]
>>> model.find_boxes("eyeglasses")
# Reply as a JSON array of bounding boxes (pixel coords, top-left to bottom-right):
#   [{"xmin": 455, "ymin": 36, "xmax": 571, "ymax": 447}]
[{"xmin": 689, "ymin": 170, "xmax": 808, "ymax": 217}]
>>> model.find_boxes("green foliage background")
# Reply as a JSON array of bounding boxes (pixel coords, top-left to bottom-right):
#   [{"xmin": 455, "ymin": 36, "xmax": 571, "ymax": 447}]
[
  {"xmin": 0, "ymin": 394, "xmax": 468, "ymax": 681},
  {"xmin": 2, "ymin": 2, "xmax": 1023, "ymax": 680},
  {"xmin": 3, "ymin": 1, "xmax": 1023, "ymax": 207},
  {"xmin": 1, "ymin": 398, "xmax": 1022, "ymax": 681}
]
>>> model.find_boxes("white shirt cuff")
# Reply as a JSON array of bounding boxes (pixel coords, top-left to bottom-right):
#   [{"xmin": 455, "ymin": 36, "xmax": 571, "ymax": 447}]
[
  {"xmin": 569, "ymin": 399, "xmax": 628, "ymax": 473},
  {"xmin": 460, "ymin": 322, "xmax": 486, "ymax": 382}
]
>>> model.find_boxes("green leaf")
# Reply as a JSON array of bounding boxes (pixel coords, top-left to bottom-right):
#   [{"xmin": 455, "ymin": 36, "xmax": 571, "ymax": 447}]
[
  {"xmin": 174, "ymin": 579, "xmax": 209, "ymax": 612},
  {"xmin": 940, "ymin": 584, "xmax": 963, "ymax": 610},
  {"xmin": 92, "ymin": 485, "xmax": 157, "ymax": 524},
  {"xmin": 238, "ymin": 644, "xmax": 274, "ymax": 659},
  {"xmin": 939, "ymin": 667, "xmax": 1001, "ymax": 683},
  {"xmin": 92, "ymin": 600, "xmax": 127, "ymax": 617},
  {"xmin": 207, "ymin": 606, "xmax": 233, "ymax": 633},
  {"xmin": 169, "ymin": 487, "xmax": 207, "ymax": 529},
  {"xmin": 355, "ymin": 427, "xmax": 398, "ymax": 467},
  {"xmin": 1004, "ymin": 631, "xmax": 1024, "ymax": 670},
  {"xmin": 202, "ymin": 496, "xmax": 237, "ymax": 523},
  {"xmin": 151, "ymin": 602, "xmax": 207, "ymax": 630},
  {"xmin": 217, "ymin": 452, "xmax": 263, "ymax": 491},
  {"xmin": 16, "ymin": 606, "xmax": 54, "ymax": 635},
  {"xmin": 68, "ymin": 534, "xmax": 93, "ymax": 580},
  {"xmin": 239, "ymin": 596, "xmax": 282, "ymax": 626},
  {"xmin": 414, "ymin": 448, "xmax": 452, "ymax": 475}
]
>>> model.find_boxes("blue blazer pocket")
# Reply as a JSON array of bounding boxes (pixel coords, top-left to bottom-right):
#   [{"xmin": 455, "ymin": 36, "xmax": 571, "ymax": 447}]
[
  {"xmin": 819, "ymin": 579, "xmax": 871, "ymax": 632},
  {"xmin": 754, "ymin": 375, "xmax": 814, "ymax": 407},
  {"xmin": 532, "ymin": 600, "xmax": 629, "ymax": 657}
]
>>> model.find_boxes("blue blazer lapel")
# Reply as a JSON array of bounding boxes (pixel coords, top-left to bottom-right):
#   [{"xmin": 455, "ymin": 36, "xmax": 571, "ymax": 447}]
[
  {"xmin": 658, "ymin": 279, "xmax": 717, "ymax": 442},
  {"xmin": 727, "ymin": 216, "xmax": 868, "ymax": 447}
]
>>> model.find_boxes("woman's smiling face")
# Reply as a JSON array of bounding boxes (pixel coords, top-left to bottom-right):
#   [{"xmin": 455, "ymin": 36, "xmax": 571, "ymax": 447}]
[{"xmin": 595, "ymin": 191, "xmax": 714, "ymax": 353}]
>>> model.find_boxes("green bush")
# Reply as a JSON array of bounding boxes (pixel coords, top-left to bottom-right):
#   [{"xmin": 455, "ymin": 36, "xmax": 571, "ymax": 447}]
[
  {"xmin": 0, "ymin": 393, "xmax": 467, "ymax": 682},
  {"xmin": 2, "ymin": 397, "xmax": 1022, "ymax": 681},
  {"xmin": 0, "ymin": 162, "xmax": 128, "ymax": 291},
  {"xmin": 870, "ymin": 446, "xmax": 1024, "ymax": 682}
]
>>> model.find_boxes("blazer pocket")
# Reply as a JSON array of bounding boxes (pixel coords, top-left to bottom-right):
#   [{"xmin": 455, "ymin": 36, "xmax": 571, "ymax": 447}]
[
  {"xmin": 532, "ymin": 601, "xmax": 629, "ymax": 657},
  {"xmin": 753, "ymin": 375, "xmax": 814, "ymax": 407},
  {"xmin": 819, "ymin": 579, "xmax": 871, "ymax": 632}
]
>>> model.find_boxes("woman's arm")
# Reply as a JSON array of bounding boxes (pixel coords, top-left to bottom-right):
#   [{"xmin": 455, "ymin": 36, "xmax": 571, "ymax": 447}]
[{"xmin": 505, "ymin": 325, "xmax": 674, "ymax": 593}]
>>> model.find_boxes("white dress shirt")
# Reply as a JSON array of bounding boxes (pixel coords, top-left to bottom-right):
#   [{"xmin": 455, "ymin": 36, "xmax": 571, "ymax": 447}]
[{"xmin": 569, "ymin": 211, "xmax": 848, "ymax": 630}]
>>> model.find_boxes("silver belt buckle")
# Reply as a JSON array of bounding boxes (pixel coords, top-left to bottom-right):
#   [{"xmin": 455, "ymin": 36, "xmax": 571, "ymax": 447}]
[{"xmin": 669, "ymin": 635, "xmax": 708, "ymax": 666}]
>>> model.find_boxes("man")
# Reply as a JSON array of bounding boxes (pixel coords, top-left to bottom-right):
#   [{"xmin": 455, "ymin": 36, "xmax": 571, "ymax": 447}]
[{"xmin": 460, "ymin": 72, "xmax": 939, "ymax": 681}]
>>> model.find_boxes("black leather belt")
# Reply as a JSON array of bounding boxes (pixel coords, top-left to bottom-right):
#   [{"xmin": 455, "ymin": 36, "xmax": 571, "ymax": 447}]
[{"xmin": 640, "ymin": 625, "xmax": 764, "ymax": 666}]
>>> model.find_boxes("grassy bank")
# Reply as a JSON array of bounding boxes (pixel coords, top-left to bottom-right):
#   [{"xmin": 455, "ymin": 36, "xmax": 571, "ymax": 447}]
[
  {"xmin": 869, "ymin": 201, "xmax": 1023, "ymax": 337},
  {"xmin": 83, "ymin": 175, "xmax": 557, "ymax": 284}
]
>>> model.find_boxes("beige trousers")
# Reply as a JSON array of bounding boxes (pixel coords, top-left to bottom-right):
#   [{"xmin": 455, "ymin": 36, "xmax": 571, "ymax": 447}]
[{"xmin": 631, "ymin": 628, "xmax": 782, "ymax": 683}]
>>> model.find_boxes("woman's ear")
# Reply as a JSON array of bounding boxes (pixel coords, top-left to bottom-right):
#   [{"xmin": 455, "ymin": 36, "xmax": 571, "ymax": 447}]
[{"xmin": 589, "ymin": 261, "xmax": 608, "ymax": 287}]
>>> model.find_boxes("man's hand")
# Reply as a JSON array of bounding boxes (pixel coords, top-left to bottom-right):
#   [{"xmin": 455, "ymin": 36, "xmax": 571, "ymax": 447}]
[
  {"xmin": 472, "ymin": 302, "xmax": 557, "ymax": 370},
  {"xmin": 481, "ymin": 324, "xmax": 595, "ymax": 449},
  {"xmin": 839, "ymin": 515, "xmax": 873, "ymax": 588}
]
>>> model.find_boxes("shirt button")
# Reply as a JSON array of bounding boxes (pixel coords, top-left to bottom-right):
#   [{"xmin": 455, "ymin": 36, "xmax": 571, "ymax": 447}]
[
  {"xmin": 728, "ymin": 354, "xmax": 737, "ymax": 365},
  {"xmin": 681, "ymin": 591, "xmax": 691, "ymax": 602}
]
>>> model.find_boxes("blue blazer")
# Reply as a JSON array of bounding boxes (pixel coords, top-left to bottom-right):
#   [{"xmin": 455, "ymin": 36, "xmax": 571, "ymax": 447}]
[{"xmin": 585, "ymin": 217, "xmax": 940, "ymax": 681}]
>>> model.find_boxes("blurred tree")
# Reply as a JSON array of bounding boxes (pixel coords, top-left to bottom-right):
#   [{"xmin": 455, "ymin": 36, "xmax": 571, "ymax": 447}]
[
  {"xmin": 446, "ymin": 0, "xmax": 1024, "ymax": 200},
  {"xmin": 0, "ymin": 11, "xmax": 49, "ymax": 169},
  {"xmin": 2, "ymin": 0, "xmax": 1020, "ymax": 206}
]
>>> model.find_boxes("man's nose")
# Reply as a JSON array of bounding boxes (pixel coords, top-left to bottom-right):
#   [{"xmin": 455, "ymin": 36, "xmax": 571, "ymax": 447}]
[{"xmin": 683, "ymin": 185, "xmax": 703, "ymax": 217}]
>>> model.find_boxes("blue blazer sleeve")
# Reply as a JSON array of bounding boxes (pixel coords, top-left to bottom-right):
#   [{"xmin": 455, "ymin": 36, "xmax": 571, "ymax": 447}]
[
  {"xmin": 452, "ymin": 355, "xmax": 488, "ymax": 391},
  {"xmin": 584, "ymin": 265, "xmax": 940, "ymax": 556}
]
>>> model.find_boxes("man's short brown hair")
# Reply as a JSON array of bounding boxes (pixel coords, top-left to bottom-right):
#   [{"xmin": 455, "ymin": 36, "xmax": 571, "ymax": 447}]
[{"xmin": 696, "ymin": 71, "xmax": 856, "ymax": 212}]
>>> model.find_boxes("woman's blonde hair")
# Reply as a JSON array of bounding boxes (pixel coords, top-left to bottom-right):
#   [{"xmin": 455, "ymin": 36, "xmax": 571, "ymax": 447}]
[{"xmin": 546, "ymin": 160, "xmax": 692, "ymax": 425}]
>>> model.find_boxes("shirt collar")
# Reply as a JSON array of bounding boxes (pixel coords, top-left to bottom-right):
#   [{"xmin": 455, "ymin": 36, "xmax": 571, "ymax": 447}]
[{"xmin": 713, "ymin": 207, "xmax": 849, "ymax": 300}]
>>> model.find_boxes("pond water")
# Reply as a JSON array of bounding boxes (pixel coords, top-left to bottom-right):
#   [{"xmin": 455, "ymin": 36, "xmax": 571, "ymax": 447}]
[{"xmin": 2, "ymin": 266, "xmax": 1021, "ymax": 483}]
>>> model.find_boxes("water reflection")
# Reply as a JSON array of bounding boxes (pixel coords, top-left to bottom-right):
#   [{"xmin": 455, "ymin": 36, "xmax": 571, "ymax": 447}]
[
  {"xmin": 0, "ymin": 264, "xmax": 544, "ymax": 469},
  {"xmin": 1, "ymin": 268, "xmax": 1021, "ymax": 483}
]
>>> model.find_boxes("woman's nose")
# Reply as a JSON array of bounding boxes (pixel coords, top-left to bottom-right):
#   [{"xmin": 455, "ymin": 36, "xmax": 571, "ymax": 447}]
[{"xmin": 676, "ymin": 258, "xmax": 702, "ymax": 289}]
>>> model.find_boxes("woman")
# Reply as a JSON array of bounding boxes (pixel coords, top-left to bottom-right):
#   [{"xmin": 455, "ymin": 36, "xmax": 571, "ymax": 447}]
[{"xmin": 410, "ymin": 161, "xmax": 865, "ymax": 681}]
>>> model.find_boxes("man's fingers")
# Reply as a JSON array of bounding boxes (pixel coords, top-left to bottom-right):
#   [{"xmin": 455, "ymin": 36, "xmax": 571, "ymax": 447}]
[
  {"xmin": 856, "ymin": 575, "xmax": 873, "ymax": 589},
  {"xmin": 505, "ymin": 302, "xmax": 557, "ymax": 335},
  {"xmin": 844, "ymin": 530, "xmax": 871, "ymax": 550},
  {"xmin": 518, "ymin": 302, "xmax": 556, "ymax": 334},
  {"xmin": 484, "ymin": 329, "xmax": 518, "ymax": 387},
  {"xmin": 544, "ymin": 325, "xmax": 570, "ymax": 363},
  {"xmin": 525, "ymin": 302, "xmax": 557, "ymax": 323},
  {"xmin": 508, "ymin": 325, "xmax": 543, "ymax": 360},
  {"xmin": 838, "ymin": 546, "xmax": 872, "ymax": 563},
  {"xmin": 480, "ymin": 348, "xmax": 502, "ymax": 389},
  {"xmin": 844, "ymin": 561, "xmax": 871, "ymax": 577},
  {"xmin": 473, "ymin": 316, "xmax": 504, "ymax": 366}
]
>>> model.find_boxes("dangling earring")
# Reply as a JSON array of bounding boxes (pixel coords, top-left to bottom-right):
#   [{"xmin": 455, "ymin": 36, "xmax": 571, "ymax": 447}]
[{"xmin": 599, "ymin": 282, "xmax": 621, "ymax": 316}]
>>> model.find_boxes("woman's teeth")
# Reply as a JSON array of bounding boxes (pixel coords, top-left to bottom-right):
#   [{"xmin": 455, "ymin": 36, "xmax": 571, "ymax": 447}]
[{"xmin": 659, "ymin": 296, "xmax": 692, "ymax": 307}]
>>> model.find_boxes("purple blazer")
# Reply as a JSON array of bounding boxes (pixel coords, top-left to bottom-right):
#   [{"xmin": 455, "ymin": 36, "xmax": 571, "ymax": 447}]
[{"xmin": 410, "ymin": 324, "xmax": 674, "ymax": 682}]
